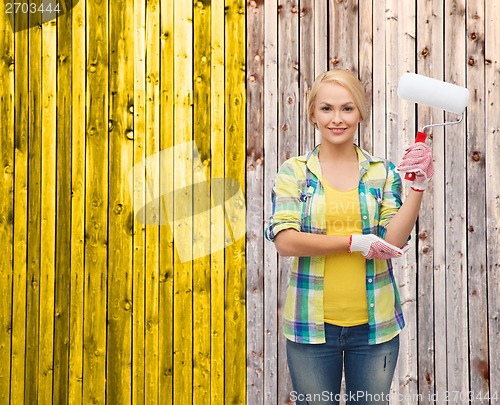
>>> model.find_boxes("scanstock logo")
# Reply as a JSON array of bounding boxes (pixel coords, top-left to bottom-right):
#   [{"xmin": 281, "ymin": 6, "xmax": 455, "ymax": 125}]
[
  {"xmin": 128, "ymin": 141, "xmax": 246, "ymax": 263},
  {"xmin": 4, "ymin": 1, "xmax": 80, "ymax": 32}
]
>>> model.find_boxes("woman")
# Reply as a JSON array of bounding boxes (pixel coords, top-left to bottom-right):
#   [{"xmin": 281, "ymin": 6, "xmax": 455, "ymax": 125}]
[{"xmin": 265, "ymin": 69, "xmax": 434, "ymax": 404}]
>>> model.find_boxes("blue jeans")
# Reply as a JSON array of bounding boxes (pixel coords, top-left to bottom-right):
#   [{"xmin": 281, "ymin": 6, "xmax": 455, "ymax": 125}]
[{"xmin": 286, "ymin": 323, "xmax": 399, "ymax": 405}]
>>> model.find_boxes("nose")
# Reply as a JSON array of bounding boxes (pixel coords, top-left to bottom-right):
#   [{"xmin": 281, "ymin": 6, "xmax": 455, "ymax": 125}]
[{"xmin": 331, "ymin": 110, "xmax": 343, "ymax": 124}]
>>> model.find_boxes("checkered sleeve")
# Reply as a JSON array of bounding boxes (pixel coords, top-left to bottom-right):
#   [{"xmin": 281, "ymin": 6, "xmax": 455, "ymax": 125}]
[{"xmin": 265, "ymin": 160, "xmax": 302, "ymax": 242}]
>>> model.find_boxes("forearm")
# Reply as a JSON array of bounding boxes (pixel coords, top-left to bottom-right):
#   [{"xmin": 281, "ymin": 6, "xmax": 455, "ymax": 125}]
[
  {"xmin": 274, "ymin": 229, "xmax": 350, "ymax": 257},
  {"xmin": 384, "ymin": 189, "xmax": 424, "ymax": 248}
]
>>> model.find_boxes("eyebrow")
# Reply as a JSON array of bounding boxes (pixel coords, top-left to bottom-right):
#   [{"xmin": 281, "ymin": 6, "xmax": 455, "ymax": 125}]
[{"xmin": 318, "ymin": 102, "xmax": 356, "ymax": 107}]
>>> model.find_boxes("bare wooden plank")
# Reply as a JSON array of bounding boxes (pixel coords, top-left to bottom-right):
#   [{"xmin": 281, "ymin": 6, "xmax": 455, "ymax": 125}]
[
  {"xmin": 371, "ymin": 0, "xmax": 386, "ymax": 158},
  {"xmin": 84, "ymin": 0, "xmax": 109, "ymax": 402},
  {"xmin": 25, "ymin": 9, "xmax": 43, "ymax": 404},
  {"xmin": 485, "ymin": 0, "xmax": 500, "ymax": 400},
  {"xmin": 444, "ymin": 1, "xmax": 470, "ymax": 402},
  {"xmin": 465, "ymin": 2, "xmax": 489, "ymax": 403},
  {"xmin": 415, "ymin": 0, "xmax": 445, "ymax": 401},
  {"xmin": 38, "ymin": 17, "xmax": 57, "ymax": 405},
  {"xmin": 68, "ymin": 1, "xmax": 87, "ymax": 403},
  {"xmin": 144, "ymin": 1, "xmax": 160, "ymax": 403},
  {"xmin": 193, "ymin": 1, "xmax": 212, "ymax": 402},
  {"xmin": 313, "ymin": 0, "xmax": 327, "ymax": 146},
  {"xmin": 263, "ymin": 0, "xmax": 279, "ymax": 401},
  {"xmin": 383, "ymin": 2, "xmax": 417, "ymax": 403},
  {"xmin": 0, "ymin": 1, "xmax": 14, "ymax": 402},
  {"xmin": 53, "ymin": 5, "xmax": 73, "ymax": 404},
  {"xmin": 277, "ymin": 0, "xmax": 299, "ymax": 402},
  {"xmin": 173, "ymin": 1, "xmax": 193, "ymax": 403},
  {"xmin": 224, "ymin": 1, "xmax": 246, "ymax": 403},
  {"xmin": 158, "ymin": 0, "xmax": 174, "ymax": 403},
  {"xmin": 358, "ymin": 0, "xmax": 373, "ymax": 152},
  {"xmin": 107, "ymin": 0, "xmax": 135, "ymax": 402},
  {"xmin": 246, "ymin": 0, "xmax": 265, "ymax": 403},
  {"xmin": 299, "ymin": 0, "xmax": 315, "ymax": 154},
  {"xmin": 328, "ymin": 0, "xmax": 358, "ymax": 73},
  {"xmin": 210, "ymin": 0, "xmax": 225, "ymax": 402}
]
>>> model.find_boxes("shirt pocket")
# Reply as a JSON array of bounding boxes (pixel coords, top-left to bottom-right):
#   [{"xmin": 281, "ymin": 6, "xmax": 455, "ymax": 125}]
[
  {"xmin": 367, "ymin": 187, "xmax": 383, "ymax": 223},
  {"xmin": 299, "ymin": 185, "xmax": 315, "ymax": 220}
]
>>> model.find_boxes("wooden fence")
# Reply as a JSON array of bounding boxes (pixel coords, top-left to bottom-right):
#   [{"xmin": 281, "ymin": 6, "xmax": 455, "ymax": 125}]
[
  {"xmin": 0, "ymin": 0, "xmax": 246, "ymax": 404},
  {"xmin": 0, "ymin": 1, "xmax": 499, "ymax": 404},
  {"xmin": 247, "ymin": 0, "xmax": 499, "ymax": 404}
]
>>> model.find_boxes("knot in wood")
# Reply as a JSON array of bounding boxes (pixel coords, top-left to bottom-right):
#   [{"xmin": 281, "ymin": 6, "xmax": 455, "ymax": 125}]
[
  {"xmin": 468, "ymin": 57, "xmax": 475, "ymax": 66},
  {"xmin": 248, "ymin": 75, "xmax": 256, "ymax": 83},
  {"xmin": 472, "ymin": 151, "xmax": 481, "ymax": 161},
  {"xmin": 418, "ymin": 231, "xmax": 428, "ymax": 240},
  {"xmin": 470, "ymin": 32, "xmax": 477, "ymax": 40},
  {"xmin": 421, "ymin": 47, "xmax": 429, "ymax": 58}
]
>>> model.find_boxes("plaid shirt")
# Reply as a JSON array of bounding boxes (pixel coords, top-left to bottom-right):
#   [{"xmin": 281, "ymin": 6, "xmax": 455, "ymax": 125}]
[{"xmin": 265, "ymin": 144, "xmax": 405, "ymax": 345}]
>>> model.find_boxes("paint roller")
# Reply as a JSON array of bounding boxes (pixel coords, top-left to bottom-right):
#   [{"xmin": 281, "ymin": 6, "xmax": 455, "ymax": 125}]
[{"xmin": 397, "ymin": 72, "xmax": 470, "ymax": 180}]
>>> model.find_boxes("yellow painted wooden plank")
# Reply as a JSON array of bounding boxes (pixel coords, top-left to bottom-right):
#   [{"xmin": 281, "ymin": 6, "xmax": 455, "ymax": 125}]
[
  {"xmin": 193, "ymin": 1, "xmax": 212, "ymax": 403},
  {"xmin": 53, "ymin": 6, "xmax": 73, "ymax": 405},
  {"xmin": 84, "ymin": 0, "xmax": 109, "ymax": 402},
  {"xmin": 68, "ymin": 1, "xmax": 86, "ymax": 404},
  {"xmin": 0, "ymin": 1, "xmax": 14, "ymax": 402},
  {"xmin": 224, "ymin": 1, "xmax": 246, "ymax": 403},
  {"xmin": 10, "ymin": 21, "xmax": 28, "ymax": 405},
  {"xmin": 210, "ymin": 1, "xmax": 225, "ymax": 403},
  {"xmin": 25, "ymin": 9, "xmax": 43, "ymax": 404},
  {"xmin": 38, "ymin": 17, "xmax": 57, "ymax": 405},
  {"xmin": 173, "ymin": 0, "xmax": 193, "ymax": 403},
  {"xmin": 159, "ymin": 0, "xmax": 174, "ymax": 402},
  {"xmin": 145, "ymin": 0, "xmax": 161, "ymax": 403},
  {"xmin": 132, "ymin": 0, "xmax": 147, "ymax": 403},
  {"xmin": 107, "ymin": 0, "xmax": 135, "ymax": 402}
]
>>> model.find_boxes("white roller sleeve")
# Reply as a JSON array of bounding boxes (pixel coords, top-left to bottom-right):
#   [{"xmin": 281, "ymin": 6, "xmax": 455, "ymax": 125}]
[{"xmin": 397, "ymin": 72, "xmax": 470, "ymax": 114}]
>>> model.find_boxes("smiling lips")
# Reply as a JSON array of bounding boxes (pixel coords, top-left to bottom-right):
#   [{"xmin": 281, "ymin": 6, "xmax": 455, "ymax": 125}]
[{"xmin": 329, "ymin": 127, "xmax": 347, "ymax": 134}]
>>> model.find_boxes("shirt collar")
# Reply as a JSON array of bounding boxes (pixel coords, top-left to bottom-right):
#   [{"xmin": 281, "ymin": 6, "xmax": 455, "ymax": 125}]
[{"xmin": 304, "ymin": 143, "xmax": 384, "ymax": 179}]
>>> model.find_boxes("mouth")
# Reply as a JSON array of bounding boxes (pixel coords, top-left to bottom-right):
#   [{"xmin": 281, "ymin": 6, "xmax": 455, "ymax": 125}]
[{"xmin": 328, "ymin": 127, "xmax": 347, "ymax": 135}]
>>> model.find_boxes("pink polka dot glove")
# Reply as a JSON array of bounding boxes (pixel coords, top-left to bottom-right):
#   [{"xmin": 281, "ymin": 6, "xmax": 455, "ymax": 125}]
[
  {"xmin": 396, "ymin": 142, "xmax": 435, "ymax": 191},
  {"xmin": 348, "ymin": 234, "xmax": 406, "ymax": 260}
]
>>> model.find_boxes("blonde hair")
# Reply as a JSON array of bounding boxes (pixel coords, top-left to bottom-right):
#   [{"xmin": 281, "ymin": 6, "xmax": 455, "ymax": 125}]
[{"xmin": 307, "ymin": 69, "xmax": 368, "ymax": 124}]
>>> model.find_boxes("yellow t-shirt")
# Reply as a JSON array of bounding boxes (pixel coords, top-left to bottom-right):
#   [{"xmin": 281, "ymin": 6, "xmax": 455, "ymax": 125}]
[{"xmin": 323, "ymin": 178, "xmax": 368, "ymax": 326}]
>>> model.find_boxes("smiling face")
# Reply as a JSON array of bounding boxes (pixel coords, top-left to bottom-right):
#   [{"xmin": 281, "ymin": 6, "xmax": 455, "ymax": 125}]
[{"xmin": 311, "ymin": 82, "xmax": 362, "ymax": 146}]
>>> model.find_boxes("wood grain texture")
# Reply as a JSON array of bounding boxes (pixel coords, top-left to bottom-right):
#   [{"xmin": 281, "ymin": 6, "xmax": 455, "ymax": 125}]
[
  {"xmin": 485, "ymin": 0, "xmax": 500, "ymax": 401},
  {"xmin": 466, "ymin": 2, "xmax": 489, "ymax": 403},
  {"xmin": 145, "ymin": 1, "xmax": 160, "ymax": 403},
  {"xmin": 445, "ymin": 1, "xmax": 470, "ymax": 402},
  {"xmin": 38, "ymin": 17, "xmax": 57, "ymax": 405},
  {"xmin": 263, "ymin": 0, "xmax": 279, "ymax": 403},
  {"xmin": 415, "ymin": 0, "xmax": 444, "ymax": 401},
  {"xmin": 69, "ymin": 1, "xmax": 87, "ymax": 404},
  {"xmin": 0, "ymin": 2, "xmax": 14, "ymax": 403},
  {"xmin": 210, "ymin": 1, "xmax": 225, "ymax": 403},
  {"xmin": 224, "ymin": 1, "xmax": 246, "ymax": 404},
  {"xmin": 53, "ymin": 5, "xmax": 73, "ymax": 405},
  {"xmin": 107, "ymin": 0, "xmax": 134, "ymax": 403},
  {"xmin": 246, "ymin": 0, "xmax": 265, "ymax": 403},
  {"xmin": 158, "ymin": 0, "xmax": 174, "ymax": 403},
  {"xmin": 84, "ymin": 0, "xmax": 109, "ymax": 402},
  {"xmin": 172, "ymin": 1, "xmax": 193, "ymax": 404},
  {"xmin": 193, "ymin": 1, "xmax": 212, "ymax": 402}
]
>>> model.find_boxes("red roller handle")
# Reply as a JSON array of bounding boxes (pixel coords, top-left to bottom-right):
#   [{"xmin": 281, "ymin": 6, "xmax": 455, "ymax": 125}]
[{"xmin": 404, "ymin": 131, "xmax": 427, "ymax": 181}]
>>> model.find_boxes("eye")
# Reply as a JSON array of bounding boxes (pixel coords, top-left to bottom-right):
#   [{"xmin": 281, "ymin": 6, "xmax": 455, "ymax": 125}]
[
  {"xmin": 343, "ymin": 106, "xmax": 354, "ymax": 112},
  {"xmin": 321, "ymin": 106, "xmax": 331, "ymax": 111}
]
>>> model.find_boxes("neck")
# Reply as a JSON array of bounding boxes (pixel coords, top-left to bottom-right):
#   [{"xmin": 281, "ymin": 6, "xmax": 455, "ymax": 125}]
[{"xmin": 319, "ymin": 142, "xmax": 357, "ymax": 164}]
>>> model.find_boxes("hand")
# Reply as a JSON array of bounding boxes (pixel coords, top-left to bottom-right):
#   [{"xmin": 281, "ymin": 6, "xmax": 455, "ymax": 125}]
[
  {"xmin": 348, "ymin": 234, "xmax": 405, "ymax": 260},
  {"xmin": 396, "ymin": 142, "xmax": 435, "ymax": 191}
]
